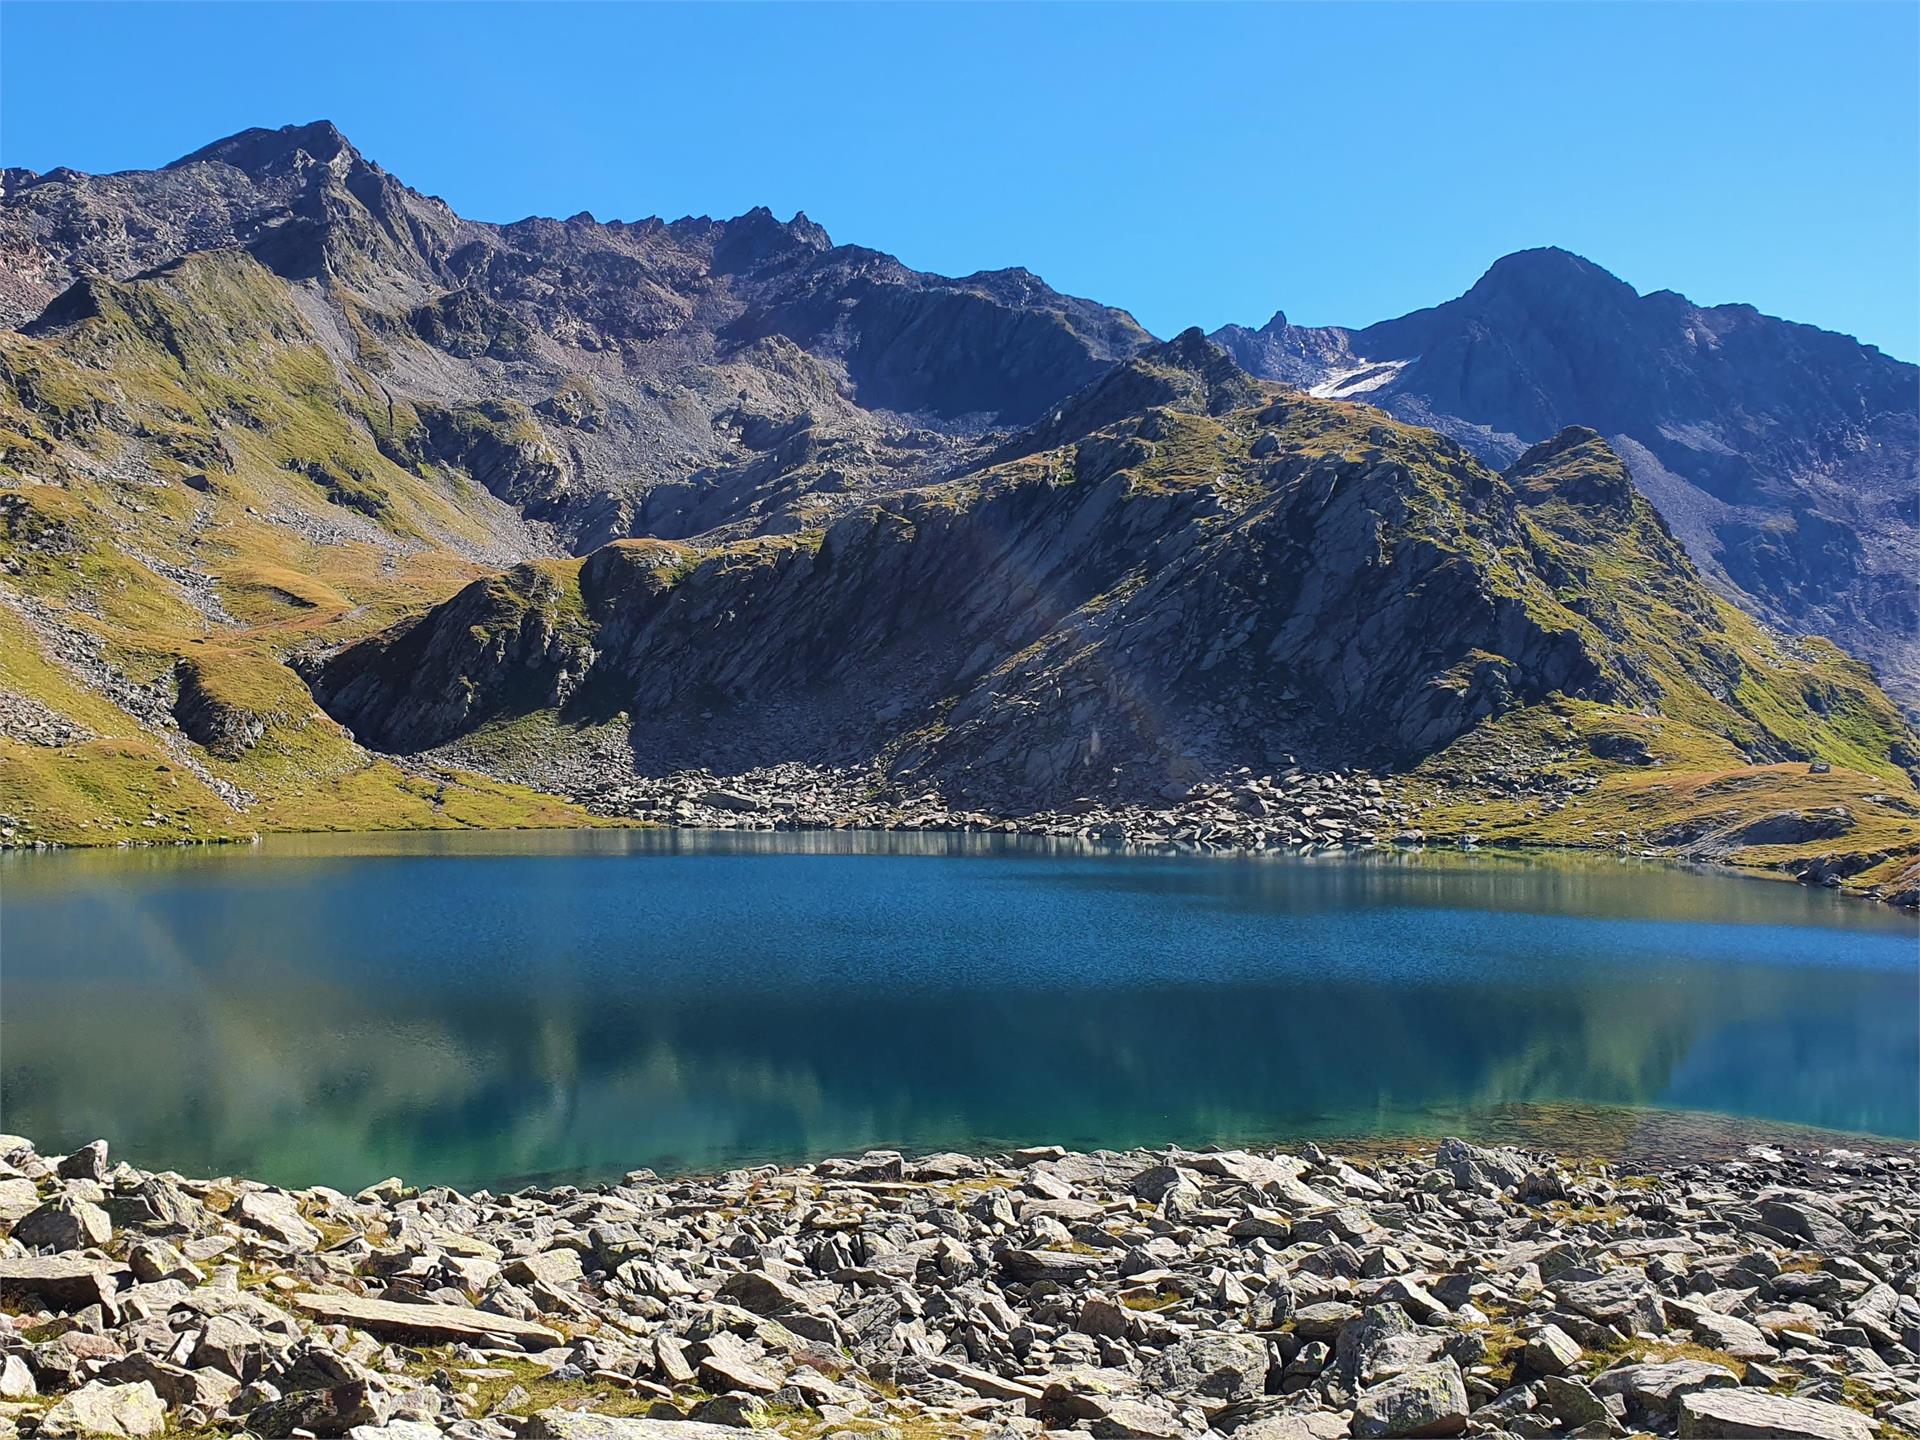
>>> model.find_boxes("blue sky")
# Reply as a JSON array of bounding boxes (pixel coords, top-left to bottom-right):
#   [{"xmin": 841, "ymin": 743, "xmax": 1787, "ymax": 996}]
[{"xmin": 3, "ymin": 2, "xmax": 1915, "ymax": 358}]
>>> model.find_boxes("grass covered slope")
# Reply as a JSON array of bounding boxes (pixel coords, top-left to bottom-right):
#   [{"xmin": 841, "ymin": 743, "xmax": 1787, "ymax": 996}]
[
  {"xmin": 1396, "ymin": 429, "xmax": 1920, "ymax": 901},
  {"xmin": 1502, "ymin": 428, "xmax": 1913, "ymax": 782},
  {"xmin": 1405, "ymin": 697, "xmax": 1920, "ymax": 903},
  {"xmin": 0, "ymin": 251, "xmax": 605, "ymax": 845}
]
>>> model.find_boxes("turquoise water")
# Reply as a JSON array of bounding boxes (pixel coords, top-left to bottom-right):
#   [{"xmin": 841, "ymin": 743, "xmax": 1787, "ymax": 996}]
[{"xmin": 1, "ymin": 830, "xmax": 1914, "ymax": 1191}]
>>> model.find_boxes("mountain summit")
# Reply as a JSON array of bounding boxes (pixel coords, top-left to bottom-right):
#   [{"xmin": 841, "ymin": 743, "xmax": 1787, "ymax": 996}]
[
  {"xmin": 165, "ymin": 118, "xmax": 360, "ymax": 174},
  {"xmin": 1, "ymin": 120, "xmax": 1152, "ymax": 543}
]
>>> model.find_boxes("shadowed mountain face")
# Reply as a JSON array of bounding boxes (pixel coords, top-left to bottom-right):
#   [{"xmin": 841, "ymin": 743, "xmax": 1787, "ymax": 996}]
[
  {"xmin": 2, "ymin": 120, "xmax": 1152, "ymax": 549},
  {"xmin": 310, "ymin": 340, "xmax": 1915, "ymax": 810},
  {"xmin": 1212, "ymin": 249, "xmax": 1920, "ymax": 709}
]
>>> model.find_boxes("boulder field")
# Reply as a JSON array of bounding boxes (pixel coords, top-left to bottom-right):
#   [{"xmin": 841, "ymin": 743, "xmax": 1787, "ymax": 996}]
[{"xmin": 0, "ymin": 1134, "xmax": 1912, "ymax": 1438}]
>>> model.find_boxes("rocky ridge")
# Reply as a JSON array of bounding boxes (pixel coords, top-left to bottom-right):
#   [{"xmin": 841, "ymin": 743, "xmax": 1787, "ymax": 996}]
[
  {"xmin": 1, "ymin": 121, "xmax": 1151, "ymax": 550},
  {"xmin": 309, "ymin": 377, "xmax": 1907, "ymax": 791},
  {"xmin": 1, "ymin": 1134, "xmax": 1914, "ymax": 1440},
  {"xmin": 0, "ymin": 121, "xmax": 1151, "ymax": 846}
]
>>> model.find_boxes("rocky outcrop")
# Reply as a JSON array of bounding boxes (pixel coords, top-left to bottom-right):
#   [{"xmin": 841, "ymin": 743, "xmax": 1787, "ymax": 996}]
[
  {"xmin": 1207, "ymin": 309, "xmax": 1357, "ymax": 391},
  {"xmin": 305, "ymin": 562, "xmax": 596, "ymax": 748},
  {"xmin": 170, "ymin": 660, "xmax": 267, "ymax": 760},
  {"xmin": 413, "ymin": 400, "xmax": 570, "ymax": 512},
  {"xmin": 994, "ymin": 327, "xmax": 1264, "ymax": 465},
  {"xmin": 312, "ymin": 395, "xmax": 1583, "ymax": 781},
  {"xmin": 1214, "ymin": 248, "xmax": 1920, "ymax": 709},
  {"xmin": 0, "ymin": 1133, "xmax": 1910, "ymax": 1440}
]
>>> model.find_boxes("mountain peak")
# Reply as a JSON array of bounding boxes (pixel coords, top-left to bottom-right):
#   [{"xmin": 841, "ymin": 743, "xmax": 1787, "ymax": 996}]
[
  {"xmin": 1000, "ymin": 327, "xmax": 1258, "ymax": 461},
  {"xmin": 1518, "ymin": 423, "xmax": 1606, "ymax": 459},
  {"xmin": 1144, "ymin": 328, "xmax": 1263, "ymax": 407},
  {"xmin": 166, "ymin": 120, "xmax": 358, "ymax": 176},
  {"xmin": 787, "ymin": 210, "xmax": 831, "ymax": 250},
  {"xmin": 1159, "ymin": 325, "xmax": 1222, "ymax": 360},
  {"xmin": 726, "ymin": 205, "xmax": 831, "ymax": 244},
  {"xmin": 1466, "ymin": 247, "xmax": 1636, "ymax": 306},
  {"xmin": 712, "ymin": 205, "xmax": 833, "ymax": 273}
]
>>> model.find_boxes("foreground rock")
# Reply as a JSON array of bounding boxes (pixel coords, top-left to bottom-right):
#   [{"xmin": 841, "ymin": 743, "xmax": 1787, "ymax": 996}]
[
  {"xmin": 0, "ymin": 1134, "xmax": 1912, "ymax": 1439},
  {"xmin": 1676, "ymin": 1387, "xmax": 1878, "ymax": 1439},
  {"xmin": 288, "ymin": 1293, "xmax": 563, "ymax": 1348}
]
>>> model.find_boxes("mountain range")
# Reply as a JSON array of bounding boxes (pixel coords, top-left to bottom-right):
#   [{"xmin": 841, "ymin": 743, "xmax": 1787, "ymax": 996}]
[
  {"xmin": 1, "ymin": 121, "xmax": 1914, "ymax": 899},
  {"xmin": 1, "ymin": 119, "xmax": 1147, "ymax": 551},
  {"xmin": 1213, "ymin": 248, "xmax": 1918, "ymax": 705}
]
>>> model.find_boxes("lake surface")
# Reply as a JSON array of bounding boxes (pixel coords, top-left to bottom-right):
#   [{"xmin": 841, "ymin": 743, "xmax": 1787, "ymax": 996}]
[{"xmin": 2, "ymin": 830, "xmax": 1914, "ymax": 1191}]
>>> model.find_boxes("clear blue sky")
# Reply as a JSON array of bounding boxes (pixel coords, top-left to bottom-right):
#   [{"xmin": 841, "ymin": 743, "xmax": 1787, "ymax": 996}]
[{"xmin": 3, "ymin": 2, "xmax": 1916, "ymax": 358}]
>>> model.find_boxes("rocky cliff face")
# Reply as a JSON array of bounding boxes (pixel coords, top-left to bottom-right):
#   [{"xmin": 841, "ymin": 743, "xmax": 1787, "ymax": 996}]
[
  {"xmin": 312, "ymin": 343, "xmax": 1914, "ymax": 811},
  {"xmin": 1213, "ymin": 249, "xmax": 1920, "ymax": 708}
]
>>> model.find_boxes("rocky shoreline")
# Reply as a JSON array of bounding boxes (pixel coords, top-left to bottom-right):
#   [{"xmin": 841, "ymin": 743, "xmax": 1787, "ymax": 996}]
[
  {"xmin": 567, "ymin": 762, "xmax": 1912, "ymax": 908},
  {"xmin": 568, "ymin": 763, "xmax": 1427, "ymax": 851},
  {"xmin": 8, "ymin": 739, "xmax": 1914, "ymax": 912},
  {"xmin": 0, "ymin": 755, "xmax": 1452, "ymax": 854},
  {"xmin": 1, "ymin": 1135, "xmax": 1913, "ymax": 1440}
]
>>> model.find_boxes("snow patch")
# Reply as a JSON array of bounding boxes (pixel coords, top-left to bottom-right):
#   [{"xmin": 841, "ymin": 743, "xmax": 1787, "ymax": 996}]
[{"xmin": 1308, "ymin": 358, "xmax": 1412, "ymax": 400}]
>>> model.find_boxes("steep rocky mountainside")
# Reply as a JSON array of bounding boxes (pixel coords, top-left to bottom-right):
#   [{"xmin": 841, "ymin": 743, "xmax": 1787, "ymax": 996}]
[
  {"xmin": 1212, "ymin": 249, "xmax": 1920, "ymax": 708},
  {"xmin": 312, "ymin": 342, "xmax": 1916, "ymax": 820},
  {"xmin": 0, "ymin": 239, "xmax": 611, "ymax": 842},
  {"xmin": 0, "ymin": 121, "xmax": 1149, "ymax": 843},
  {"xmin": 2, "ymin": 120, "xmax": 1151, "ymax": 549}
]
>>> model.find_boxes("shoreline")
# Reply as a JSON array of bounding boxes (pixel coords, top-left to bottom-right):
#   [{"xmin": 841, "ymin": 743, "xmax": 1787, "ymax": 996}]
[
  {"xmin": 4, "ymin": 806, "xmax": 1914, "ymax": 911},
  {"xmin": 62, "ymin": 1100, "xmax": 1918, "ymax": 1203},
  {"xmin": 1, "ymin": 1134, "xmax": 1912, "ymax": 1440}
]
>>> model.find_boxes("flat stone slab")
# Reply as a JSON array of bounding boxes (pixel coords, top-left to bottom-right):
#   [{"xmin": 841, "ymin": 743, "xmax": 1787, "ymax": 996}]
[
  {"xmin": 997, "ymin": 1247, "xmax": 1107, "ymax": 1282},
  {"xmin": 1291, "ymin": 1300, "xmax": 1362, "ymax": 1340},
  {"xmin": 290, "ymin": 1292, "xmax": 560, "ymax": 1348},
  {"xmin": 37, "ymin": 1380, "xmax": 167, "ymax": 1439},
  {"xmin": 524, "ymin": 1411, "xmax": 743, "ymax": 1440},
  {"xmin": 927, "ymin": 1359, "xmax": 1044, "ymax": 1403},
  {"xmin": 1350, "ymin": 1359, "xmax": 1469, "ymax": 1438},
  {"xmin": 1676, "ymin": 1388, "xmax": 1876, "ymax": 1440},
  {"xmin": 1555, "ymin": 1271, "xmax": 1665, "ymax": 1332},
  {"xmin": 694, "ymin": 1331, "xmax": 781, "ymax": 1395},
  {"xmin": 0, "ymin": 1256, "xmax": 118, "ymax": 1313},
  {"xmin": 1592, "ymin": 1358, "xmax": 1739, "ymax": 1415}
]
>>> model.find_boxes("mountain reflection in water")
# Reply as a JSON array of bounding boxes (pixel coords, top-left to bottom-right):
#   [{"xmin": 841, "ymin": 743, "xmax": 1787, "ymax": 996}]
[{"xmin": 3, "ymin": 830, "xmax": 1913, "ymax": 1190}]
